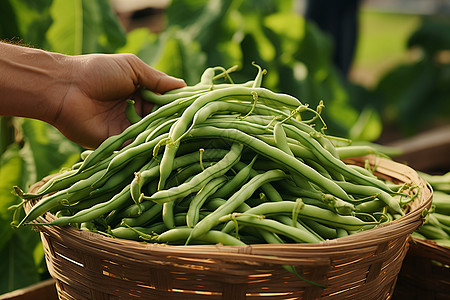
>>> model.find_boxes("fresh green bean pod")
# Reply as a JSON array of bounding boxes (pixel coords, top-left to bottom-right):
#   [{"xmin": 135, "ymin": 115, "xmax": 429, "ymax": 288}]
[
  {"xmin": 144, "ymin": 143, "xmax": 243, "ymax": 203},
  {"xmin": 36, "ymin": 184, "xmax": 133, "ymax": 227},
  {"xmin": 92, "ymin": 133, "xmax": 169, "ymax": 188},
  {"xmin": 186, "ymin": 169, "xmax": 287, "ymax": 244},
  {"xmin": 155, "ymin": 227, "xmax": 246, "ymax": 246},
  {"xmin": 187, "ymin": 126, "xmax": 351, "ymax": 201},
  {"xmin": 17, "ymin": 170, "xmax": 106, "ymax": 226},
  {"xmin": 125, "ymin": 99, "xmax": 142, "ymax": 124},
  {"xmin": 186, "ymin": 176, "xmax": 228, "ymax": 227},
  {"xmin": 212, "ymin": 155, "xmax": 257, "ymax": 199}
]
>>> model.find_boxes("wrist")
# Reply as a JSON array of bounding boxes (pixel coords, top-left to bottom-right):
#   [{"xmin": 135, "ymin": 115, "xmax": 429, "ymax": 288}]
[{"xmin": 0, "ymin": 43, "xmax": 74, "ymax": 124}]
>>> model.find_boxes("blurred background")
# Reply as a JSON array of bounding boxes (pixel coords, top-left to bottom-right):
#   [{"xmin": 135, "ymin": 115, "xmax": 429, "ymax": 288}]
[{"xmin": 0, "ymin": 0, "xmax": 449, "ymax": 294}]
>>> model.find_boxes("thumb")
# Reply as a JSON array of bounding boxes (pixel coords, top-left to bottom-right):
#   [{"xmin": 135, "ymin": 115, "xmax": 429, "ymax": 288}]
[{"xmin": 131, "ymin": 57, "xmax": 186, "ymax": 94}]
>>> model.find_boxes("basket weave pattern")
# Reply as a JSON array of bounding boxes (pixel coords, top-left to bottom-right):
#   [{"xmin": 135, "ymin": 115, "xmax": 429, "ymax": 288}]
[
  {"xmin": 26, "ymin": 156, "xmax": 432, "ymax": 300},
  {"xmin": 393, "ymin": 238, "xmax": 450, "ymax": 299}
]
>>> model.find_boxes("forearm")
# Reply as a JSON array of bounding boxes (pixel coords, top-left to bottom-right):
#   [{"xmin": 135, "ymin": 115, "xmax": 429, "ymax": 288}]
[{"xmin": 0, "ymin": 42, "xmax": 71, "ymax": 123}]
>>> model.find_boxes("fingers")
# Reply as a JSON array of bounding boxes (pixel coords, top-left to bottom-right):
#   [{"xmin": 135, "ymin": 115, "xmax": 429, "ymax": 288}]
[{"xmin": 129, "ymin": 55, "xmax": 186, "ymax": 94}]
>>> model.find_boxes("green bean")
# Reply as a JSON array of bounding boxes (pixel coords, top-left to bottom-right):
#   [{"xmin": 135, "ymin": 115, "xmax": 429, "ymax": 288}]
[
  {"xmin": 203, "ymin": 198, "xmax": 250, "ymax": 213},
  {"xmin": 142, "ymin": 89, "xmax": 209, "ymax": 106},
  {"xmin": 228, "ymin": 201, "xmax": 378, "ymax": 231},
  {"xmin": 89, "ymin": 155, "xmax": 148, "ymax": 199},
  {"xmin": 161, "ymin": 163, "xmax": 215, "ymax": 230},
  {"xmin": 202, "ymin": 118, "xmax": 271, "ymax": 136},
  {"xmin": 336, "ymin": 181, "xmax": 403, "ymax": 215},
  {"xmin": 17, "ymin": 170, "xmax": 106, "ymax": 226},
  {"xmin": 110, "ymin": 223, "xmax": 167, "ymax": 241},
  {"xmin": 336, "ymin": 228, "xmax": 349, "ymax": 238},
  {"xmin": 276, "ymin": 179, "xmax": 355, "ymax": 214},
  {"xmin": 272, "ymin": 216, "xmax": 324, "ymax": 242},
  {"xmin": 162, "ymin": 201, "xmax": 175, "ymax": 229},
  {"xmin": 158, "ymin": 87, "xmax": 302, "ymax": 189},
  {"xmin": 256, "ymin": 228, "xmax": 284, "ymax": 244},
  {"xmin": 303, "ymin": 158, "xmax": 333, "ymax": 180},
  {"xmin": 165, "ymin": 163, "xmax": 206, "ymax": 189},
  {"xmin": 15, "ymin": 169, "xmax": 77, "ymax": 200},
  {"xmin": 143, "ymin": 143, "xmax": 243, "ymax": 203},
  {"xmin": 77, "ymin": 91, "xmax": 202, "ymax": 173},
  {"xmin": 34, "ymin": 184, "xmax": 133, "ymax": 227},
  {"xmin": 282, "ymin": 123, "xmax": 395, "ymax": 194},
  {"xmin": 301, "ymin": 219, "xmax": 337, "ymax": 239},
  {"xmin": 92, "ymin": 133, "xmax": 169, "ymax": 188},
  {"xmin": 244, "ymin": 112, "xmax": 339, "ymax": 159},
  {"xmin": 335, "ymin": 145, "xmax": 382, "ymax": 159},
  {"xmin": 186, "ymin": 169, "xmax": 287, "ymax": 244},
  {"xmin": 218, "ymin": 214, "xmax": 319, "ymax": 243},
  {"xmin": 121, "ymin": 203, "xmax": 163, "ymax": 228},
  {"xmin": 163, "ymin": 81, "xmax": 254, "ymax": 95},
  {"xmin": 110, "ymin": 199, "xmax": 155, "ymax": 222},
  {"xmin": 66, "ymin": 191, "xmax": 116, "ymax": 212},
  {"xmin": 354, "ymin": 199, "xmax": 386, "ymax": 214},
  {"xmin": 156, "ymin": 227, "xmax": 246, "ymax": 246},
  {"xmin": 255, "ymin": 134, "xmax": 316, "ymax": 160},
  {"xmin": 130, "ymin": 148, "xmax": 229, "ymax": 204},
  {"xmin": 432, "ymin": 191, "xmax": 450, "ymax": 215},
  {"xmin": 417, "ymin": 224, "xmax": 450, "ymax": 240},
  {"xmin": 212, "ymin": 155, "xmax": 258, "ymax": 199},
  {"xmin": 80, "ymin": 149, "xmax": 94, "ymax": 161},
  {"xmin": 186, "ymin": 176, "xmax": 228, "ymax": 227},
  {"xmin": 348, "ymin": 164, "xmax": 377, "ymax": 179},
  {"xmin": 125, "ymin": 99, "xmax": 142, "ymax": 124},
  {"xmin": 144, "ymin": 117, "xmax": 179, "ymax": 143},
  {"xmin": 18, "ymin": 154, "xmax": 115, "ymax": 200},
  {"xmin": 187, "ymin": 126, "xmax": 351, "ymax": 201},
  {"xmin": 273, "ymin": 122, "xmax": 294, "ymax": 156},
  {"xmin": 221, "ymin": 210, "xmax": 323, "ymax": 243},
  {"xmin": 433, "ymin": 213, "xmax": 450, "ymax": 228}
]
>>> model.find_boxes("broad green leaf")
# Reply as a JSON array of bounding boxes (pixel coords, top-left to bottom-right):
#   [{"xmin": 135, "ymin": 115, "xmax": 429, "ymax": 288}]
[
  {"xmin": 117, "ymin": 28, "xmax": 157, "ymax": 56},
  {"xmin": 46, "ymin": 0, "xmax": 82, "ymax": 54},
  {"xmin": 21, "ymin": 119, "xmax": 81, "ymax": 184},
  {"xmin": 81, "ymin": 0, "xmax": 126, "ymax": 53},
  {"xmin": 349, "ymin": 107, "xmax": 382, "ymax": 142},
  {"xmin": 242, "ymin": 13, "xmax": 275, "ymax": 62},
  {"xmin": 0, "ymin": 143, "xmax": 44, "ymax": 294},
  {"xmin": 0, "ymin": 145, "xmax": 23, "ymax": 252},
  {"xmin": 0, "ymin": 1, "xmax": 21, "ymax": 41},
  {"xmin": 0, "ymin": 0, "xmax": 52, "ymax": 48},
  {"xmin": 0, "ymin": 117, "xmax": 14, "ymax": 156},
  {"xmin": 408, "ymin": 17, "xmax": 450, "ymax": 55},
  {"xmin": 153, "ymin": 33, "xmax": 184, "ymax": 79},
  {"xmin": 0, "ymin": 227, "xmax": 42, "ymax": 293},
  {"xmin": 46, "ymin": 0, "xmax": 125, "ymax": 54}
]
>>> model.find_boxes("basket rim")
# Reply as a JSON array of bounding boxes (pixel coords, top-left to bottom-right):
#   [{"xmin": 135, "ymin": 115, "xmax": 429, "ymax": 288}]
[{"xmin": 24, "ymin": 155, "xmax": 433, "ymax": 259}]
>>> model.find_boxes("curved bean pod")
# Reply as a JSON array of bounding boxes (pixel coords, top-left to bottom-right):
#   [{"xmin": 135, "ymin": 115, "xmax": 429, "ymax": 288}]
[
  {"xmin": 144, "ymin": 143, "xmax": 243, "ymax": 204},
  {"xmin": 186, "ymin": 176, "xmax": 228, "ymax": 227},
  {"xmin": 156, "ymin": 227, "xmax": 246, "ymax": 246},
  {"xmin": 186, "ymin": 169, "xmax": 287, "ymax": 244},
  {"xmin": 187, "ymin": 126, "xmax": 351, "ymax": 201}
]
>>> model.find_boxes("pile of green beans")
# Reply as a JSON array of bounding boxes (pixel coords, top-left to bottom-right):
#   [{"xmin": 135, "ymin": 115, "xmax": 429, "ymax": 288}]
[
  {"xmin": 413, "ymin": 172, "xmax": 450, "ymax": 247},
  {"xmin": 13, "ymin": 64, "xmax": 416, "ymax": 247}
]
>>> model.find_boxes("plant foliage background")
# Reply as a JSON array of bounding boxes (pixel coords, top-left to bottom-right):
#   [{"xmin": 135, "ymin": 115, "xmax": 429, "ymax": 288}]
[{"xmin": 0, "ymin": 0, "xmax": 448, "ymax": 293}]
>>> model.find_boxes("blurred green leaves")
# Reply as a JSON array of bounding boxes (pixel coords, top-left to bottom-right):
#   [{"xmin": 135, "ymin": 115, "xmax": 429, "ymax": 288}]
[
  {"xmin": 47, "ymin": 0, "xmax": 126, "ymax": 54},
  {"xmin": 120, "ymin": 0, "xmax": 366, "ymax": 138},
  {"xmin": 373, "ymin": 17, "xmax": 450, "ymax": 135},
  {"xmin": 0, "ymin": 0, "xmax": 124, "ymax": 293},
  {"xmin": 0, "ymin": 0, "xmax": 402, "ymax": 293}
]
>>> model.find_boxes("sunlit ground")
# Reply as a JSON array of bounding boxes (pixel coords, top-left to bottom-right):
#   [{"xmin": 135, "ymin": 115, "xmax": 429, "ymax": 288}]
[{"xmin": 350, "ymin": 9, "xmax": 422, "ymax": 88}]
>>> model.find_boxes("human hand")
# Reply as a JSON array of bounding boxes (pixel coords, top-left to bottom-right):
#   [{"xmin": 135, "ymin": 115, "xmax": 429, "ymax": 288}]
[{"xmin": 52, "ymin": 53, "xmax": 186, "ymax": 149}]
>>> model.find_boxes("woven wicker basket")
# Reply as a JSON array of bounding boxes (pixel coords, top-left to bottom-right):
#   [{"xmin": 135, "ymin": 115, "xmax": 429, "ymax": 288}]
[
  {"xmin": 24, "ymin": 156, "xmax": 432, "ymax": 300},
  {"xmin": 393, "ymin": 237, "xmax": 450, "ymax": 300}
]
